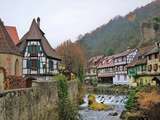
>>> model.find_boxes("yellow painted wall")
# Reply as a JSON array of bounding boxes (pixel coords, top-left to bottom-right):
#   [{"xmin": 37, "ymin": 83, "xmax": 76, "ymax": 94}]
[
  {"xmin": 147, "ymin": 57, "xmax": 159, "ymax": 74},
  {"xmin": 136, "ymin": 76, "xmax": 156, "ymax": 86},
  {"xmin": 129, "ymin": 76, "xmax": 156, "ymax": 87},
  {"xmin": 0, "ymin": 54, "xmax": 22, "ymax": 76}
]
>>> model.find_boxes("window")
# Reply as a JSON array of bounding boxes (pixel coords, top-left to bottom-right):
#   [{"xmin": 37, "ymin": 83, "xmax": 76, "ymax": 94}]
[
  {"xmin": 28, "ymin": 45, "xmax": 41, "ymax": 56},
  {"xmin": 49, "ymin": 60, "xmax": 54, "ymax": 71},
  {"xmin": 120, "ymin": 66, "xmax": 122, "ymax": 71},
  {"xmin": 27, "ymin": 59, "xmax": 40, "ymax": 71},
  {"xmin": 27, "ymin": 60, "xmax": 31, "ymax": 69},
  {"xmin": 155, "ymin": 53, "xmax": 158, "ymax": 59},
  {"xmin": 122, "ymin": 57, "xmax": 126, "ymax": 61},
  {"xmin": 148, "ymin": 65, "xmax": 152, "ymax": 72},
  {"xmin": 118, "ymin": 75, "xmax": 120, "ymax": 81},
  {"xmin": 153, "ymin": 64, "xmax": 158, "ymax": 71},
  {"xmin": 31, "ymin": 60, "xmax": 37, "ymax": 70},
  {"xmin": 142, "ymin": 65, "xmax": 146, "ymax": 71},
  {"xmin": 124, "ymin": 75, "xmax": 127, "ymax": 81},
  {"xmin": 148, "ymin": 55, "xmax": 151, "ymax": 60},
  {"xmin": 137, "ymin": 66, "xmax": 141, "ymax": 72}
]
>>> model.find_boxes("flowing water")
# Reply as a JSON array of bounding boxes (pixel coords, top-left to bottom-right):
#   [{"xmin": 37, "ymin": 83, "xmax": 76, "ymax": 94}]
[{"xmin": 79, "ymin": 95, "xmax": 127, "ymax": 120}]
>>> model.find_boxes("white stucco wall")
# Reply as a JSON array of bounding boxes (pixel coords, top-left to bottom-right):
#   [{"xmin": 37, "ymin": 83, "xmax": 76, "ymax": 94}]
[{"xmin": 113, "ymin": 74, "xmax": 129, "ymax": 85}]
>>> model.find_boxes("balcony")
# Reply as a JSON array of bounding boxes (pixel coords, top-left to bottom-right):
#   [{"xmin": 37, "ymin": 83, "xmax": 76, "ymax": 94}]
[
  {"xmin": 98, "ymin": 72, "xmax": 115, "ymax": 78},
  {"xmin": 114, "ymin": 61, "xmax": 127, "ymax": 66},
  {"xmin": 137, "ymin": 71, "xmax": 147, "ymax": 76},
  {"xmin": 115, "ymin": 71, "xmax": 127, "ymax": 74}
]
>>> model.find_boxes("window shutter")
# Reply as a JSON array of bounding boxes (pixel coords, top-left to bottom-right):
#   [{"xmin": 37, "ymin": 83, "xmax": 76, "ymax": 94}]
[
  {"xmin": 27, "ymin": 60, "xmax": 31, "ymax": 69},
  {"xmin": 37, "ymin": 46, "xmax": 40, "ymax": 53},
  {"xmin": 28, "ymin": 46, "xmax": 32, "ymax": 53},
  {"xmin": 37, "ymin": 60, "xmax": 40, "ymax": 69},
  {"xmin": 49, "ymin": 60, "xmax": 53, "ymax": 70}
]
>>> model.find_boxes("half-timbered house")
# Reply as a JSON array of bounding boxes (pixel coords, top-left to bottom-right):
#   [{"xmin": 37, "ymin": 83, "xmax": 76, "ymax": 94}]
[
  {"xmin": 97, "ymin": 55, "xmax": 115, "ymax": 84},
  {"xmin": 85, "ymin": 55, "xmax": 104, "ymax": 84},
  {"xmin": 113, "ymin": 49, "xmax": 137, "ymax": 84},
  {"xmin": 17, "ymin": 18, "xmax": 61, "ymax": 80}
]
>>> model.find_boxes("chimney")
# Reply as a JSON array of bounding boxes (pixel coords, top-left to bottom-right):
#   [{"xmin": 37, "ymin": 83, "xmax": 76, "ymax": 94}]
[
  {"xmin": 37, "ymin": 17, "xmax": 40, "ymax": 27},
  {"xmin": 0, "ymin": 18, "xmax": 4, "ymax": 25}
]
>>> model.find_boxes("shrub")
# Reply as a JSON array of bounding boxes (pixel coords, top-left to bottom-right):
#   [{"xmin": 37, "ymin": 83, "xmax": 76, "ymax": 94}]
[
  {"xmin": 125, "ymin": 86, "xmax": 143, "ymax": 110},
  {"xmin": 77, "ymin": 79, "xmax": 86, "ymax": 105},
  {"xmin": 88, "ymin": 94, "xmax": 96, "ymax": 105},
  {"xmin": 89, "ymin": 102, "xmax": 111, "ymax": 111},
  {"xmin": 88, "ymin": 94, "xmax": 111, "ymax": 111},
  {"xmin": 56, "ymin": 74, "xmax": 79, "ymax": 120},
  {"xmin": 137, "ymin": 89, "xmax": 160, "ymax": 109},
  {"xmin": 91, "ymin": 78, "xmax": 98, "ymax": 87},
  {"xmin": 125, "ymin": 90, "xmax": 137, "ymax": 110}
]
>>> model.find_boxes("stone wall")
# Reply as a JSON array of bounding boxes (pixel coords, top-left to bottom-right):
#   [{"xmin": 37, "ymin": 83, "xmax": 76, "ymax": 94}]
[
  {"xmin": 0, "ymin": 54, "xmax": 23, "ymax": 90},
  {"xmin": 0, "ymin": 54, "xmax": 22, "ymax": 76},
  {"xmin": 0, "ymin": 80, "xmax": 78, "ymax": 120},
  {"xmin": 68, "ymin": 80, "xmax": 78, "ymax": 102}
]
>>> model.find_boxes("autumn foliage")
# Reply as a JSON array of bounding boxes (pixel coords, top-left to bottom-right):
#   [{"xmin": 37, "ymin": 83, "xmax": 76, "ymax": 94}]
[
  {"xmin": 137, "ymin": 89, "xmax": 160, "ymax": 110},
  {"xmin": 56, "ymin": 40, "xmax": 86, "ymax": 78}
]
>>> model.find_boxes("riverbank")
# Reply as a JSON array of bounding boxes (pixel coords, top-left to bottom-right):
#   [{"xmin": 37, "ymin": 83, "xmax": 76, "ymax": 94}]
[{"xmin": 121, "ymin": 86, "xmax": 160, "ymax": 120}]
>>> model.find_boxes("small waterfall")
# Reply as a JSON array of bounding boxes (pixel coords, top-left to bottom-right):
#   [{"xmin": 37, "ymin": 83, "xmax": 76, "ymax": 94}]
[{"xmin": 79, "ymin": 94, "xmax": 127, "ymax": 120}]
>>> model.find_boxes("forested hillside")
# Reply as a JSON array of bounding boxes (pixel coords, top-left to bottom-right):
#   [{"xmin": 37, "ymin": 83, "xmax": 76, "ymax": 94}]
[{"xmin": 77, "ymin": 0, "xmax": 160, "ymax": 57}]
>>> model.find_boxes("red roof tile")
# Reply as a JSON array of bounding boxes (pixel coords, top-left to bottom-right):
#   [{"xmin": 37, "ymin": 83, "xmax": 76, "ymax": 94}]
[
  {"xmin": 0, "ymin": 19, "xmax": 21, "ymax": 56},
  {"xmin": 88, "ymin": 55, "xmax": 104, "ymax": 67},
  {"xmin": 5, "ymin": 26, "xmax": 19, "ymax": 45},
  {"xmin": 114, "ymin": 49, "xmax": 136, "ymax": 58},
  {"xmin": 98, "ymin": 55, "xmax": 114, "ymax": 68}
]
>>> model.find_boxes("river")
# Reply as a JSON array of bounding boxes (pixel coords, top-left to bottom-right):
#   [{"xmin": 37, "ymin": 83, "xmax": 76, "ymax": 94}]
[{"xmin": 79, "ymin": 95, "xmax": 127, "ymax": 120}]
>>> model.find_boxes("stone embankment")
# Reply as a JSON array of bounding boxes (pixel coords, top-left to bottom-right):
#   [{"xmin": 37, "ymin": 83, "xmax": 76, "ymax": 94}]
[
  {"xmin": 0, "ymin": 80, "xmax": 78, "ymax": 120},
  {"xmin": 87, "ymin": 85, "xmax": 129, "ymax": 95}
]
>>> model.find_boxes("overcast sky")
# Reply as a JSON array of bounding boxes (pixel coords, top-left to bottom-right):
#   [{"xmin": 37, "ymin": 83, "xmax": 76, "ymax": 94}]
[{"xmin": 0, "ymin": 0, "xmax": 153, "ymax": 48}]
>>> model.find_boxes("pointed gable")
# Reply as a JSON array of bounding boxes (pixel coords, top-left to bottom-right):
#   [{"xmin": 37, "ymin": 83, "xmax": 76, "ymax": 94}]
[
  {"xmin": 0, "ymin": 19, "xmax": 21, "ymax": 56},
  {"xmin": 18, "ymin": 18, "xmax": 60, "ymax": 60},
  {"xmin": 26, "ymin": 19, "xmax": 43, "ymax": 40}
]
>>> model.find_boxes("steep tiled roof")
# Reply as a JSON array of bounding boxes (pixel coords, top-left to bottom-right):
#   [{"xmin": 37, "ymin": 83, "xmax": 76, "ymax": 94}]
[
  {"xmin": 0, "ymin": 19, "xmax": 21, "ymax": 56},
  {"xmin": 114, "ymin": 49, "xmax": 136, "ymax": 58},
  {"xmin": 17, "ymin": 19, "xmax": 60, "ymax": 60},
  {"xmin": 98, "ymin": 55, "xmax": 114, "ymax": 68},
  {"xmin": 127, "ymin": 45, "xmax": 152, "ymax": 68},
  {"xmin": 88, "ymin": 55, "xmax": 104, "ymax": 67},
  {"xmin": 137, "ymin": 45, "xmax": 154, "ymax": 56},
  {"xmin": 5, "ymin": 26, "xmax": 19, "ymax": 45},
  {"xmin": 127, "ymin": 58, "xmax": 147, "ymax": 68},
  {"xmin": 146, "ymin": 46, "xmax": 159, "ymax": 56}
]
